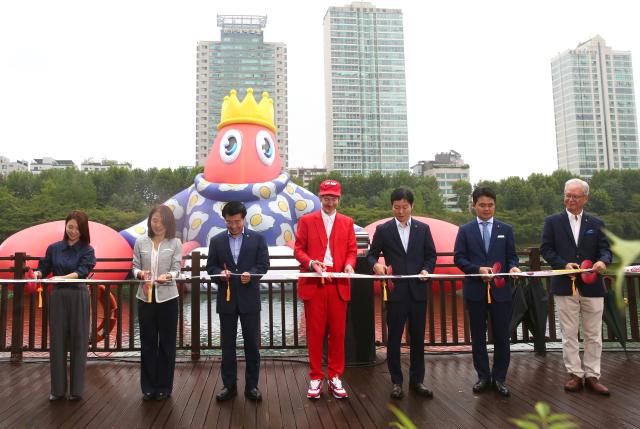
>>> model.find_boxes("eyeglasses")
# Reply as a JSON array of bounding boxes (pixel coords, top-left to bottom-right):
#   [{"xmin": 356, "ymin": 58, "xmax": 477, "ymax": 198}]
[{"xmin": 564, "ymin": 194, "xmax": 585, "ymax": 201}]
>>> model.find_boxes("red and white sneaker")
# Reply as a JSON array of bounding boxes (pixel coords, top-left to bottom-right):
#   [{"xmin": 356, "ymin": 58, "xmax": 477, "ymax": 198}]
[
  {"xmin": 307, "ymin": 379, "xmax": 322, "ymax": 399},
  {"xmin": 328, "ymin": 376, "xmax": 348, "ymax": 399}
]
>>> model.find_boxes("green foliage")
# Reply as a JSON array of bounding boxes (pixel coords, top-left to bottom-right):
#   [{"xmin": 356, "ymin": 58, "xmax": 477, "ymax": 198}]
[
  {"xmin": 509, "ymin": 401, "xmax": 578, "ymax": 429},
  {"xmin": 603, "ymin": 230, "xmax": 640, "ymax": 311},
  {"xmin": 500, "ymin": 176, "xmax": 535, "ymax": 211},
  {"xmin": 452, "ymin": 179, "xmax": 472, "ymax": 211},
  {"xmin": 0, "ymin": 166, "xmax": 200, "ymax": 241},
  {"xmin": 387, "ymin": 404, "xmax": 418, "ymax": 429},
  {"xmin": 1, "ymin": 167, "xmax": 640, "ymax": 247}
]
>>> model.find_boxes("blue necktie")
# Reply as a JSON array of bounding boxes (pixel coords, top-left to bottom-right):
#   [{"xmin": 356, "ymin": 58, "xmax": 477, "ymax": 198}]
[{"xmin": 482, "ymin": 221, "xmax": 490, "ymax": 252}]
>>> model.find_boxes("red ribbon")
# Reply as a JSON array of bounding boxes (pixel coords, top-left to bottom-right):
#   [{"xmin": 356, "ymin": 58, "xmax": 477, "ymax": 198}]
[
  {"xmin": 580, "ymin": 260, "xmax": 597, "ymax": 284},
  {"xmin": 492, "ymin": 262, "xmax": 505, "ymax": 288}
]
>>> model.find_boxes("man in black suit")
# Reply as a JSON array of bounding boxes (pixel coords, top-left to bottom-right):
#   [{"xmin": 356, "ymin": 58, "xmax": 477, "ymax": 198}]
[
  {"xmin": 206, "ymin": 201, "xmax": 270, "ymax": 401},
  {"xmin": 540, "ymin": 178, "xmax": 611, "ymax": 396},
  {"xmin": 454, "ymin": 187, "xmax": 520, "ymax": 397},
  {"xmin": 366, "ymin": 188, "xmax": 437, "ymax": 399}
]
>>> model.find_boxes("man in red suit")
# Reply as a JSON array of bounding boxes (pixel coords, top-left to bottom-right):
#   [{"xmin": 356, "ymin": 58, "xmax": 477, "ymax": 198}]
[{"xmin": 294, "ymin": 179, "xmax": 357, "ymax": 400}]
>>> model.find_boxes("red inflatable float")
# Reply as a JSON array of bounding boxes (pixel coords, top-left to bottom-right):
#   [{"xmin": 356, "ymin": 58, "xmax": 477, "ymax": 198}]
[{"xmin": 0, "ymin": 221, "xmax": 133, "ymax": 343}]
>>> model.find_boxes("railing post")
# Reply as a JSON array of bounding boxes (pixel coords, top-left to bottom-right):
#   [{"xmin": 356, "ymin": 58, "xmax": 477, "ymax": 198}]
[
  {"xmin": 528, "ymin": 247, "xmax": 541, "ymax": 271},
  {"xmin": 10, "ymin": 252, "xmax": 27, "ymax": 362},
  {"xmin": 527, "ymin": 247, "xmax": 547, "ymax": 354},
  {"xmin": 190, "ymin": 251, "xmax": 201, "ymax": 361}
]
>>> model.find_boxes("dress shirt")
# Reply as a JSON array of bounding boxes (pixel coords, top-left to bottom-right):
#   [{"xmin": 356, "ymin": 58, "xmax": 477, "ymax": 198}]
[
  {"xmin": 36, "ymin": 240, "xmax": 96, "ymax": 278},
  {"xmin": 395, "ymin": 218, "xmax": 412, "ymax": 252},
  {"xmin": 567, "ymin": 210, "xmax": 582, "ymax": 245},
  {"xmin": 228, "ymin": 228, "xmax": 244, "ymax": 265},
  {"xmin": 321, "ymin": 210, "xmax": 336, "ymax": 267},
  {"xmin": 476, "ymin": 217, "xmax": 494, "ymax": 242}
]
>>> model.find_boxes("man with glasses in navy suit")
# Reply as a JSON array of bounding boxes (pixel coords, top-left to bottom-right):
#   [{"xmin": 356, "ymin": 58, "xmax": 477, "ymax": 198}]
[{"xmin": 540, "ymin": 178, "xmax": 611, "ymax": 396}]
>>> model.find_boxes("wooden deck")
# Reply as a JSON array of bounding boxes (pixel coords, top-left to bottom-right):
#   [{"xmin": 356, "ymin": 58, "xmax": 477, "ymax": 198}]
[{"xmin": 1, "ymin": 351, "xmax": 639, "ymax": 428}]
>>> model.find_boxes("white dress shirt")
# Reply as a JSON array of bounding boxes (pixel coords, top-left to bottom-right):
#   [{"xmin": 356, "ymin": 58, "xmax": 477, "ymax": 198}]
[
  {"xmin": 395, "ymin": 218, "xmax": 411, "ymax": 252},
  {"xmin": 567, "ymin": 209, "xmax": 582, "ymax": 245},
  {"xmin": 321, "ymin": 210, "xmax": 336, "ymax": 267}
]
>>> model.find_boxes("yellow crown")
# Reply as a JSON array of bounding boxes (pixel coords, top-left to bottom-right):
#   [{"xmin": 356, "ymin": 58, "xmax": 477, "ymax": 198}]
[{"xmin": 217, "ymin": 88, "xmax": 275, "ymax": 132}]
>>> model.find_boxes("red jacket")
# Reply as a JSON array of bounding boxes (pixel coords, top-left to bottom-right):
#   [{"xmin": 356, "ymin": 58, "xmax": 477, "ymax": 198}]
[{"xmin": 294, "ymin": 210, "xmax": 357, "ymax": 301}]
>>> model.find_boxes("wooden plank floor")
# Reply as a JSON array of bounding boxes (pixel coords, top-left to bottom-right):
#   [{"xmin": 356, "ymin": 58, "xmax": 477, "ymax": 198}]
[{"xmin": 1, "ymin": 351, "xmax": 639, "ymax": 428}]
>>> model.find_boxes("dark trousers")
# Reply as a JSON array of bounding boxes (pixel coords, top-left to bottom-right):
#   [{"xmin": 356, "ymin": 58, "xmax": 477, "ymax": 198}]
[
  {"xmin": 220, "ymin": 311, "xmax": 260, "ymax": 389},
  {"xmin": 49, "ymin": 286, "xmax": 89, "ymax": 396},
  {"xmin": 138, "ymin": 297, "xmax": 178, "ymax": 395},
  {"xmin": 386, "ymin": 299, "xmax": 427, "ymax": 385},
  {"xmin": 466, "ymin": 299, "xmax": 512, "ymax": 382}
]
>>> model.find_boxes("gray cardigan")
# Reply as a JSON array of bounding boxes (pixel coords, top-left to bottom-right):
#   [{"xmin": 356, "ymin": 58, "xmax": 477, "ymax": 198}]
[{"xmin": 132, "ymin": 236, "xmax": 182, "ymax": 303}]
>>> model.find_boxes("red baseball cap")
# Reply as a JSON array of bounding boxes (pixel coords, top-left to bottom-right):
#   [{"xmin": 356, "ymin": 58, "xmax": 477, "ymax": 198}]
[{"xmin": 318, "ymin": 179, "xmax": 342, "ymax": 197}]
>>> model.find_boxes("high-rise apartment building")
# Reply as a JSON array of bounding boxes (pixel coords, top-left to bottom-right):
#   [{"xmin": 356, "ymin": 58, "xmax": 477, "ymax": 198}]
[
  {"xmin": 324, "ymin": 2, "xmax": 409, "ymax": 176},
  {"xmin": 551, "ymin": 35, "xmax": 639, "ymax": 177},
  {"xmin": 196, "ymin": 15, "xmax": 288, "ymax": 168}
]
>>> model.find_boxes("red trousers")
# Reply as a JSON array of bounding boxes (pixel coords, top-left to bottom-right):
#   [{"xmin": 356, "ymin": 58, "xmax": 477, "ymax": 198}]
[{"xmin": 303, "ymin": 278, "xmax": 347, "ymax": 381}]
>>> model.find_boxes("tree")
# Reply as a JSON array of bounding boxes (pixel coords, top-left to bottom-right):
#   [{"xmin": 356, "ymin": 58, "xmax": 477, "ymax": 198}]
[
  {"xmin": 451, "ymin": 180, "xmax": 472, "ymax": 211},
  {"xmin": 5, "ymin": 171, "xmax": 42, "ymax": 200},
  {"xmin": 500, "ymin": 177, "xmax": 535, "ymax": 211},
  {"xmin": 587, "ymin": 188, "xmax": 613, "ymax": 215}
]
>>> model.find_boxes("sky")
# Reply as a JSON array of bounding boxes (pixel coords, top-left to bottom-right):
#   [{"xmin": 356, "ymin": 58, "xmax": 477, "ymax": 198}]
[{"xmin": 1, "ymin": 0, "xmax": 639, "ymax": 182}]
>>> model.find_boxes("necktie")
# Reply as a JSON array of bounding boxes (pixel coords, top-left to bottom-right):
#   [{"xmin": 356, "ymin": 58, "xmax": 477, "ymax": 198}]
[{"xmin": 482, "ymin": 221, "xmax": 490, "ymax": 252}]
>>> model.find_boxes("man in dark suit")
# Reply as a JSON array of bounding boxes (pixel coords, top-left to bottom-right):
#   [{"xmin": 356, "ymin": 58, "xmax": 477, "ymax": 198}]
[
  {"xmin": 454, "ymin": 187, "xmax": 520, "ymax": 397},
  {"xmin": 540, "ymin": 178, "xmax": 611, "ymax": 396},
  {"xmin": 206, "ymin": 201, "xmax": 270, "ymax": 401},
  {"xmin": 366, "ymin": 188, "xmax": 437, "ymax": 399}
]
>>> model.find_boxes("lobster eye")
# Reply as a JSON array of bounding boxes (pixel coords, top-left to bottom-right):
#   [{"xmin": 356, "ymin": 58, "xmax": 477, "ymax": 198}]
[
  {"xmin": 219, "ymin": 129, "xmax": 242, "ymax": 163},
  {"xmin": 256, "ymin": 130, "xmax": 275, "ymax": 166}
]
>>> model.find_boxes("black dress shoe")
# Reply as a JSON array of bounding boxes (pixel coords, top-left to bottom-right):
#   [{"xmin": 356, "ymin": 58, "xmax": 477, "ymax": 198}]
[
  {"xmin": 390, "ymin": 384, "xmax": 403, "ymax": 399},
  {"xmin": 245, "ymin": 387, "xmax": 262, "ymax": 401},
  {"xmin": 216, "ymin": 386, "xmax": 237, "ymax": 402},
  {"xmin": 155, "ymin": 392, "xmax": 170, "ymax": 401},
  {"xmin": 68, "ymin": 395, "xmax": 82, "ymax": 402},
  {"xmin": 142, "ymin": 393, "xmax": 155, "ymax": 401},
  {"xmin": 409, "ymin": 383, "xmax": 433, "ymax": 398},
  {"xmin": 48, "ymin": 394, "xmax": 64, "ymax": 401},
  {"xmin": 472, "ymin": 378, "xmax": 491, "ymax": 393},
  {"xmin": 493, "ymin": 380, "xmax": 510, "ymax": 397}
]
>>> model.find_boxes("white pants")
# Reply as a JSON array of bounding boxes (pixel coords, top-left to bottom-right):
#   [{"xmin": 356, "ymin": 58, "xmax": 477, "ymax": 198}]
[{"xmin": 555, "ymin": 295, "xmax": 604, "ymax": 379}]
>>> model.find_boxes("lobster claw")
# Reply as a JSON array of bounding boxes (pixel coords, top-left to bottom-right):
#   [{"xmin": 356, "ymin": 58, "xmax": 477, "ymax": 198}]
[
  {"xmin": 580, "ymin": 259, "xmax": 597, "ymax": 285},
  {"xmin": 492, "ymin": 262, "xmax": 505, "ymax": 288}
]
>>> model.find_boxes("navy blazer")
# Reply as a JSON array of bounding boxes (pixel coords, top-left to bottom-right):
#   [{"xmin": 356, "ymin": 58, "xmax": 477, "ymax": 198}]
[
  {"xmin": 366, "ymin": 218, "xmax": 437, "ymax": 302},
  {"xmin": 540, "ymin": 212, "xmax": 611, "ymax": 297},
  {"xmin": 454, "ymin": 219, "xmax": 519, "ymax": 302},
  {"xmin": 206, "ymin": 230, "xmax": 270, "ymax": 314}
]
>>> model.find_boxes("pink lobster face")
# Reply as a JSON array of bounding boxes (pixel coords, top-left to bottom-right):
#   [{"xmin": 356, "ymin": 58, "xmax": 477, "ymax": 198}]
[{"xmin": 204, "ymin": 123, "xmax": 281, "ymax": 184}]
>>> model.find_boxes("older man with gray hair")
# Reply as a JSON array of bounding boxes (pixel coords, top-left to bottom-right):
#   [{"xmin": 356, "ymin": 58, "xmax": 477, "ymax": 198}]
[{"xmin": 540, "ymin": 178, "xmax": 612, "ymax": 395}]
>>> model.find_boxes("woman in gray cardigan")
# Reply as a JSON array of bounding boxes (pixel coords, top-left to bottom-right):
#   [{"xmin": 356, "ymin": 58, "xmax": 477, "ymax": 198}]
[{"xmin": 132, "ymin": 205, "xmax": 182, "ymax": 401}]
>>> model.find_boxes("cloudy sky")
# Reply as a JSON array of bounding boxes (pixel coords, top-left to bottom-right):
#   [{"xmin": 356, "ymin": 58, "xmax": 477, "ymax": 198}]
[{"xmin": 1, "ymin": 0, "xmax": 639, "ymax": 182}]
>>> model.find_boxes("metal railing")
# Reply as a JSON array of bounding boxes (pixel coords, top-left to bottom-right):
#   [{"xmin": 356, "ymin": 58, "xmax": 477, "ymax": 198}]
[{"xmin": 1, "ymin": 248, "xmax": 638, "ymax": 362}]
